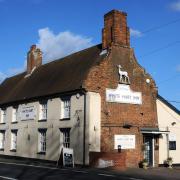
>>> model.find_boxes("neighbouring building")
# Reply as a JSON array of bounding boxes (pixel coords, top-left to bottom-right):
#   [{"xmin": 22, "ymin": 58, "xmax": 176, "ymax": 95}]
[
  {"xmin": 157, "ymin": 95, "xmax": 180, "ymax": 165},
  {"xmin": 0, "ymin": 10, "xmax": 166, "ymax": 168}
]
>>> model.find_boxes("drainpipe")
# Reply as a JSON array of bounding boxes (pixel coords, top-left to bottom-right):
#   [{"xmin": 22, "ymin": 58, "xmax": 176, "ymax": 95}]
[
  {"xmin": 82, "ymin": 90, "xmax": 87, "ymax": 166},
  {"xmin": 167, "ymin": 126, "xmax": 169, "ymax": 158}
]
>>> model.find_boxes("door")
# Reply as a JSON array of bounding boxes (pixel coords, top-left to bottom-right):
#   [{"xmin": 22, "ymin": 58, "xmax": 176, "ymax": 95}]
[{"xmin": 144, "ymin": 136, "xmax": 153, "ymax": 166}]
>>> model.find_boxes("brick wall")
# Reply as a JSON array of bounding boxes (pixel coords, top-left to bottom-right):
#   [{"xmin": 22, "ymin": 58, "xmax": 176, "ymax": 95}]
[
  {"xmin": 84, "ymin": 45, "xmax": 158, "ymax": 167},
  {"xmin": 102, "ymin": 10, "xmax": 130, "ymax": 49}
]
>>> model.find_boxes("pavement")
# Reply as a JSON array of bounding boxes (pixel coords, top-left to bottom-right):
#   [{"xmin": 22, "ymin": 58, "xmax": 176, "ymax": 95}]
[{"xmin": 0, "ymin": 158, "xmax": 179, "ymax": 180}]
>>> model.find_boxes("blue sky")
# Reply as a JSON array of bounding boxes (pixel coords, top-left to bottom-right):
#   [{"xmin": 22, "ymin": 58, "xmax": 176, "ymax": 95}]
[{"xmin": 0, "ymin": 0, "xmax": 180, "ymax": 109}]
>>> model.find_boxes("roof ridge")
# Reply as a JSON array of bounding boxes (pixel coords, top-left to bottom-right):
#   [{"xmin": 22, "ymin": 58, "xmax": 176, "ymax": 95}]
[{"xmin": 41, "ymin": 44, "xmax": 102, "ymax": 67}]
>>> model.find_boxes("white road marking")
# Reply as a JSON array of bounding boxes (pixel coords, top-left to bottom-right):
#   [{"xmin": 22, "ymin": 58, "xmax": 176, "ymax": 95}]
[
  {"xmin": 129, "ymin": 178, "xmax": 144, "ymax": 180},
  {"xmin": 0, "ymin": 162, "xmax": 87, "ymax": 174},
  {"xmin": 98, "ymin": 173, "xmax": 116, "ymax": 177},
  {"xmin": 0, "ymin": 176, "xmax": 18, "ymax": 180},
  {"xmin": 0, "ymin": 162, "xmax": 60, "ymax": 170}
]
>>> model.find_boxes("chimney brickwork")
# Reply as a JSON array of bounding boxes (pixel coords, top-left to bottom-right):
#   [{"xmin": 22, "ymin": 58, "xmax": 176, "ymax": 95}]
[
  {"xmin": 102, "ymin": 10, "xmax": 130, "ymax": 49},
  {"xmin": 27, "ymin": 45, "xmax": 42, "ymax": 74}
]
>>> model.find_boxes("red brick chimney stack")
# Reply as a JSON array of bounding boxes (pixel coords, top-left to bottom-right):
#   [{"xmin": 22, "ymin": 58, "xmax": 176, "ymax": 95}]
[
  {"xmin": 102, "ymin": 10, "xmax": 130, "ymax": 49},
  {"xmin": 27, "ymin": 45, "xmax": 42, "ymax": 74}
]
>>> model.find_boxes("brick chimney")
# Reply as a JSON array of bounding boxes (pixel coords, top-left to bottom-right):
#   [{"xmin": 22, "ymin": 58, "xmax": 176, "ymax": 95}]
[
  {"xmin": 27, "ymin": 45, "xmax": 42, "ymax": 74},
  {"xmin": 102, "ymin": 10, "xmax": 130, "ymax": 49}
]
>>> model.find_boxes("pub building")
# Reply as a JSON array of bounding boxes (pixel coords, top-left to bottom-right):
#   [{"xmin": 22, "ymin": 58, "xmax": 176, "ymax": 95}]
[{"xmin": 0, "ymin": 10, "xmax": 166, "ymax": 168}]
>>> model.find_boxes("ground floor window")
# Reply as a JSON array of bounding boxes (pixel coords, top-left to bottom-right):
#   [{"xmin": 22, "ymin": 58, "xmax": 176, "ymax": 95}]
[
  {"xmin": 38, "ymin": 129, "xmax": 47, "ymax": 153},
  {"xmin": 11, "ymin": 130, "xmax": 17, "ymax": 151},
  {"xmin": 0, "ymin": 131, "xmax": 5, "ymax": 150},
  {"xmin": 169, "ymin": 141, "xmax": 176, "ymax": 150},
  {"xmin": 60, "ymin": 128, "xmax": 70, "ymax": 148}
]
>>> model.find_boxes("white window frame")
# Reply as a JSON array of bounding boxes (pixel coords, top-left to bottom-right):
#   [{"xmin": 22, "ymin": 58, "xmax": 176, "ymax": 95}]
[
  {"xmin": 61, "ymin": 128, "xmax": 70, "ymax": 148},
  {"xmin": 0, "ymin": 131, "xmax": 5, "ymax": 150},
  {"xmin": 0, "ymin": 109, "xmax": 6, "ymax": 124},
  {"xmin": 38, "ymin": 129, "xmax": 46, "ymax": 153},
  {"xmin": 61, "ymin": 98, "xmax": 70, "ymax": 119},
  {"xmin": 39, "ymin": 102, "xmax": 47, "ymax": 120},
  {"xmin": 12, "ymin": 107, "xmax": 18, "ymax": 123},
  {"xmin": 11, "ymin": 130, "xmax": 17, "ymax": 151}
]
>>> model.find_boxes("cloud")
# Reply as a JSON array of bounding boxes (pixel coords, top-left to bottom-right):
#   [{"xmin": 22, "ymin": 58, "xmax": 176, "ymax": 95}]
[
  {"xmin": 7, "ymin": 67, "xmax": 24, "ymax": 76},
  {"xmin": 37, "ymin": 28, "xmax": 93, "ymax": 62},
  {"xmin": 0, "ymin": 72, "xmax": 7, "ymax": 82},
  {"xmin": 0, "ymin": 66, "xmax": 25, "ymax": 83},
  {"xmin": 170, "ymin": 1, "xmax": 180, "ymax": 11},
  {"xmin": 130, "ymin": 28, "xmax": 143, "ymax": 38},
  {"xmin": 0, "ymin": 60, "xmax": 26, "ymax": 83},
  {"xmin": 0, "ymin": 28, "xmax": 93, "ymax": 82}
]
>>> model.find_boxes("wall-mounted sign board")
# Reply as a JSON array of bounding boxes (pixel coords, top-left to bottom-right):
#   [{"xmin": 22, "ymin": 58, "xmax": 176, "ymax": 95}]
[
  {"xmin": 19, "ymin": 105, "xmax": 37, "ymax": 121},
  {"xmin": 169, "ymin": 133, "xmax": 176, "ymax": 141},
  {"xmin": 114, "ymin": 135, "xmax": 136, "ymax": 149},
  {"xmin": 106, "ymin": 84, "xmax": 142, "ymax": 105}
]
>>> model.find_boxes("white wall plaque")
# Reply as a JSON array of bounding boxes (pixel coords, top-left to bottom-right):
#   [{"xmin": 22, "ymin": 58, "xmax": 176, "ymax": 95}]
[
  {"xmin": 106, "ymin": 84, "xmax": 142, "ymax": 105},
  {"xmin": 19, "ymin": 105, "xmax": 37, "ymax": 120},
  {"xmin": 169, "ymin": 133, "xmax": 176, "ymax": 141},
  {"xmin": 114, "ymin": 135, "xmax": 135, "ymax": 149}
]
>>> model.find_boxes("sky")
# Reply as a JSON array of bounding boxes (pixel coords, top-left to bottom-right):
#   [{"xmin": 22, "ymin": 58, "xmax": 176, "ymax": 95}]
[{"xmin": 0, "ymin": 0, "xmax": 179, "ymax": 109}]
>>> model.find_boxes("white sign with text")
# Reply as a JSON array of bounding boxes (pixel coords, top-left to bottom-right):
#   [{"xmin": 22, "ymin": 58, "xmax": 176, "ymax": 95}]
[
  {"xmin": 106, "ymin": 84, "xmax": 142, "ymax": 105},
  {"xmin": 169, "ymin": 133, "xmax": 176, "ymax": 141},
  {"xmin": 114, "ymin": 135, "xmax": 135, "ymax": 149},
  {"xmin": 19, "ymin": 105, "xmax": 37, "ymax": 120},
  {"xmin": 63, "ymin": 147, "xmax": 74, "ymax": 167}
]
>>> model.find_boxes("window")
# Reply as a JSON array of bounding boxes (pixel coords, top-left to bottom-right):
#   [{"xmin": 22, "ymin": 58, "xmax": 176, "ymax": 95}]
[
  {"xmin": 60, "ymin": 128, "xmax": 70, "ymax": 148},
  {"xmin": 0, "ymin": 131, "xmax": 5, "ymax": 150},
  {"xmin": 11, "ymin": 130, "xmax": 17, "ymax": 151},
  {"xmin": 12, "ymin": 107, "xmax": 18, "ymax": 123},
  {"xmin": 169, "ymin": 141, "xmax": 176, "ymax": 150},
  {"xmin": 38, "ymin": 129, "xmax": 46, "ymax": 153},
  {"xmin": 0, "ymin": 109, "xmax": 6, "ymax": 123},
  {"xmin": 39, "ymin": 102, "xmax": 47, "ymax": 120},
  {"xmin": 61, "ymin": 98, "xmax": 70, "ymax": 119}
]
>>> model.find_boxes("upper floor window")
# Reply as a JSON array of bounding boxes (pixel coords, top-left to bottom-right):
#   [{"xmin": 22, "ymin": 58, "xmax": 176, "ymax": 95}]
[
  {"xmin": 39, "ymin": 102, "xmax": 47, "ymax": 120},
  {"xmin": 0, "ymin": 131, "xmax": 5, "ymax": 150},
  {"xmin": 0, "ymin": 109, "xmax": 6, "ymax": 124},
  {"xmin": 11, "ymin": 130, "xmax": 17, "ymax": 151},
  {"xmin": 12, "ymin": 107, "xmax": 18, "ymax": 123},
  {"xmin": 61, "ymin": 98, "xmax": 70, "ymax": 119},
  {"xmin": 38, "ymin": 129, "xmax": 46, "ymax": 153}
]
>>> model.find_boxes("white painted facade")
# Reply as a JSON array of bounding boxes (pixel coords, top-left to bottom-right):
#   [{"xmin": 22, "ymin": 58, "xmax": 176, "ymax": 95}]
[
  {"xmin": 157, "ymin": 98, "xmax": 180, "ymax": 164},
  {"xmin": 0, "ymin": 92, "xmax": 101, "ymax": 165}
]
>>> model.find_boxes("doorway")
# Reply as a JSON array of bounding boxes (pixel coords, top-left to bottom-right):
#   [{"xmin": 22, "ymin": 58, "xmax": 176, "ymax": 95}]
[{"xmin": 143, "ymin": 136, "xmax": 153, "ymax": 166}]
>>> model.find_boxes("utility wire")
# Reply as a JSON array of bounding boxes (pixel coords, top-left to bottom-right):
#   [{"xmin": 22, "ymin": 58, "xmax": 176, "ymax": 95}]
[
  {"xmin": 158, "ymin": 74, "xmax": 180, "ymax": 85},
  {"xmin": 141, "ymin": 17, "xmax": 180, "ymax": 34},
  {"xmin": 139, "ymin": 40, "xmax": 180, "ymax": 58},
  {"xmin": 167, "ymin": 100, "xmax": 180, "ymax": 104}
]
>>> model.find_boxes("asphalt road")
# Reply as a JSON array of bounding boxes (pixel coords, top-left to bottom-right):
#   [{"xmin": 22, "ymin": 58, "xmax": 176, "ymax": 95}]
[{"xmin": 0, "ymin": 162, "xmax": 179, "ymax": 180}]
